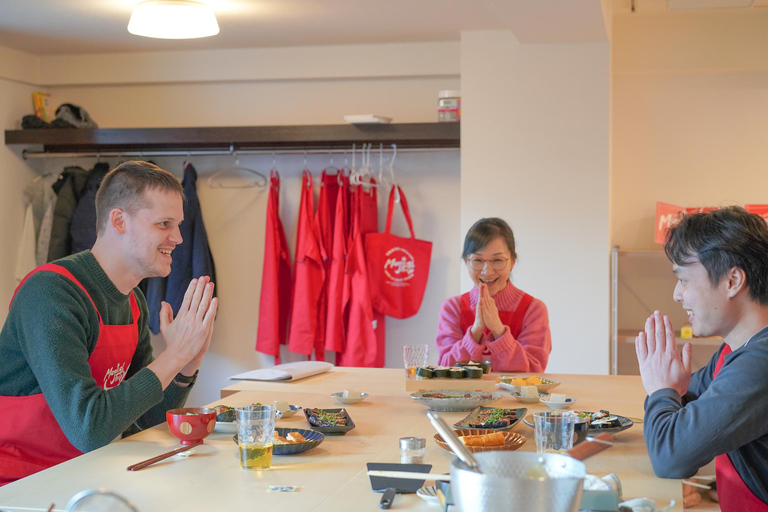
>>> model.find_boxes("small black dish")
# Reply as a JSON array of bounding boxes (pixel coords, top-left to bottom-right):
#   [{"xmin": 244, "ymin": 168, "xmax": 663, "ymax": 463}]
[{"xmin": 304, "ymin": 407, "xmax": 356, "ymax": 435}]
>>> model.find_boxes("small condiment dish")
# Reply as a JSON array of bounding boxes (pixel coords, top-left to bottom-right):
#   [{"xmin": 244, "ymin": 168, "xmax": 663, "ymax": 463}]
[
  {"xmin": 539, "ymin": 396, "xmax": 578, "ymax": 410},
  {"xmin": 277, "ymin": 404, "xmax": 302, "ymax": 418},
  {"xmin": 331, "ymin": 391, "xmax": 369, "ymax": 405}
]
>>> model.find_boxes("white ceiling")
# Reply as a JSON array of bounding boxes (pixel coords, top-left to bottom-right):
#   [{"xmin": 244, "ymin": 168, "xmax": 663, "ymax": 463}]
[
  {"xmin": 0, "ymin": 0, "xmax": 608, "ymax": 56},
  {"xmin": 0, "ymin": 0, "xmax": 763, "ymax": 56}
]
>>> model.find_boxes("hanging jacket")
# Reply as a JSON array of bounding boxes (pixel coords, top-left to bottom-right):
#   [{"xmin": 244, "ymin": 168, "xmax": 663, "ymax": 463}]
[
  {"xmin": 145, "ymin": 162, "xmax": 217, "ymax": 334},
  {"xmin": 256, "ymin": 170, "xmax": 292, "ymax": 363},
  {"xmin": 47, "ymin": 166, "xmax": 89, "ymax": 261},
  {"xmin": 69, "ymin": 162, "xmax": 110, "ymax": 255},
  {"xmin": 287, "ymin": 170, "xmax": 327, "ymax": 360}
]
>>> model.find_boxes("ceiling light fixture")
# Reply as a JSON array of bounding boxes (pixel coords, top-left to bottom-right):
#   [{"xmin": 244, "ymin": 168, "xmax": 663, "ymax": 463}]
[{"xmin": 128, "ymin": 0, "xmax": 219, "ymax": 39}]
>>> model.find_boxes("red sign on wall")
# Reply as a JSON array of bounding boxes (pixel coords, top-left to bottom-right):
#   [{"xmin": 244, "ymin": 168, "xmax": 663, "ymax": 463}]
[
  {"xmin": 654, "ymin": 202, "xmax": 718, "ymax": 245},
  {"xmin": 745, "ymin": 204, "xmax": 768, "ymax": 225}
]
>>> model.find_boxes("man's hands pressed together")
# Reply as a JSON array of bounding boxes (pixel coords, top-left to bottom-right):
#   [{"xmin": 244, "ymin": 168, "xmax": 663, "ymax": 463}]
[{"xmin": 635, "ymin": 310, "xmax": 692, "ymax": 396}]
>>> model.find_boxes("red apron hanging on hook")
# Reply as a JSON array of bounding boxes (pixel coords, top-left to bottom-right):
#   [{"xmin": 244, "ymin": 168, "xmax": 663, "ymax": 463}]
[
  {"xmin": 256, "ymin": 170, "xmax": 292, "ymax": 364},
  {"xmin": 313, "ymin": 169, "xmax": 342, "ymax": 360},
  {"xmin": 325, "ymin": 171, "xmax": 350, "ymax": 360},
  {"xmin": 287, "ymin": 170, "xmax": 327, "ymax": 360},
  {"xmin": 340, "ymin": 179, "xmax": 385, "ymax": 367}
]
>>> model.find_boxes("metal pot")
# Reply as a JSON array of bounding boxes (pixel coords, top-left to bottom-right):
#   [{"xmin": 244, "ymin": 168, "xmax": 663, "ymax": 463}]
[{"xmin": 450, "ymin": 451, "xmax": 586, "ymax": 512}]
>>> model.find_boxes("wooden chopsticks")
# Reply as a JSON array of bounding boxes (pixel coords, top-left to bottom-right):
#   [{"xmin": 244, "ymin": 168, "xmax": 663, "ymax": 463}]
[{"xmin": 126, "ymin": 441, "xmax": 202, "ymax": 471}]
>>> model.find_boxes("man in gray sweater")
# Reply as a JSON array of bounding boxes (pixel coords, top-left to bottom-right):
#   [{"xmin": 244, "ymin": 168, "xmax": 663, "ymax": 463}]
[{"xmin": 635, "ymin": 206, "xmax": 768, "ymax": 512}]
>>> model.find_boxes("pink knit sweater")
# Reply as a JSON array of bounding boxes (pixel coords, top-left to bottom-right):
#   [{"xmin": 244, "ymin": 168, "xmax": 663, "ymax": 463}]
[{"xmin": 435, "ymin": 281, "xmax": 551, "ymax": 372}]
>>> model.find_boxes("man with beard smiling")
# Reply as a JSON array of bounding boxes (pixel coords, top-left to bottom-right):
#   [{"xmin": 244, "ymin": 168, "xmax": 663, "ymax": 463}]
[
  {"xmin": 0, "ymin": 161, "xmax": 218, "ymax": 485},
  {"xmin": 636, "ymin": 206, "xmax": 768, "ymax": 512}
]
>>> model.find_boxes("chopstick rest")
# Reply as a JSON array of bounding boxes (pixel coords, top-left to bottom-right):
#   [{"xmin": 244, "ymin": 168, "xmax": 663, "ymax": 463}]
[{"xmin": 127, "ymin": 441, "xmax": 202, "ymax": 471}]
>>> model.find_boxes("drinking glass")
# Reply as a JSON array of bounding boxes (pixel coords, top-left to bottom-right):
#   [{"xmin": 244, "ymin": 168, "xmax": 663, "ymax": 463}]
[
  {"xmin": 236, "ymin": 404, "xmax": 276, "ymax": 470},
  {"xmin": 403, "ymin": 344, "xmax": 429, "ymax": 378},
  {"xmin": 533, "ymin": 411, "xmax": 575, "ymax": 454}
]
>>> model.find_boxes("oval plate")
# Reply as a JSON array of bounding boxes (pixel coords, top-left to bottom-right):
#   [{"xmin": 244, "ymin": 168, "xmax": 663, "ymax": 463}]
[
  {"xmin": 434, "ymin": 428, "xmax": 526, "ymax": 453},
  {"xmin": 410, "ymin": 390, "xmax": 501, "ymax": 412},
  {"xmin": 233, "ymin": 427, "xmax": 325, "ymax": 455},
  {"xmin": 453, "ymin": 407, "xmax": 527, "ymax": 431},
  {"xmin": 498, "ymin": 378, "xmax": 561, "ymax": 393},
  {"xmin": 523, "ymin": 412, "xmax": 634, "ymax": 435}
]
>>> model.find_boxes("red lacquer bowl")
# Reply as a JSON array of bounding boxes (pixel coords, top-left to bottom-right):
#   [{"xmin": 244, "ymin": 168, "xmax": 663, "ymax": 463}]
[{"xmin": 166, "ymin": 407, "xmax": 217, "ymax": 445}]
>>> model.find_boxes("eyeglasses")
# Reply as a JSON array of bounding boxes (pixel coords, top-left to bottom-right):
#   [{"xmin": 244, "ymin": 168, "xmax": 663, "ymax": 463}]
[{"xmin": 466, "ymin": 257, "xmax": 510, "ymax": 271}]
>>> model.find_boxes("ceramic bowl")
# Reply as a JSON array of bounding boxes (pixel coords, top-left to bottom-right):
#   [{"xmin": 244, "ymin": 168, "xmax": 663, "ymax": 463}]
[
  {"xmin": 330, "ymin": 392, "xmax": 369, "ymax": 405},
  {"xmin": 166, "ymin": 407, "xmax": 217, "ymax": 445},
  {"xmin": 277, "ymin": 405, "xmax": 303, "ymax": 418},
  {"xmin": 539, "ymin": 397, "xmax": 578, "ymax": 410}
]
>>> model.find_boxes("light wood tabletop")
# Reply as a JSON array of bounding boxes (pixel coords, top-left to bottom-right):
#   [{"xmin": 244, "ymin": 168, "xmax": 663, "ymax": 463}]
[{"xmin": 0, "ymin": 368, "xmax": 683, "ymax": 511}]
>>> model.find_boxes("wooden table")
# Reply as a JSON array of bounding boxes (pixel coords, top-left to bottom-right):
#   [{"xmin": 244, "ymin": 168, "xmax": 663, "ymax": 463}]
[{"xmin": 0, "ymin": 369, "xmax": 683, "ymax": 511}]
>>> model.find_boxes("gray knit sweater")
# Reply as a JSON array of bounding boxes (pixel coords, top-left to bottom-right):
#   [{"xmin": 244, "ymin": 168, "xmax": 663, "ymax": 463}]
[{"xmin": 644, "ymin": 325, "xmax": 768, "ymax": 503}]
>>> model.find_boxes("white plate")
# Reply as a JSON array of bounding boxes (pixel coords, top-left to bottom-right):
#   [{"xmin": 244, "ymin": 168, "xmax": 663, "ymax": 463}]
[
  {"xmin": 539, "ymin": 397, "xmax": 578, "ymax": 410},
  {"xmin": 417, "ymin": 486, "xmax": 440, "ymax": 505},
  {"xmin": 410, "ymin": 390, "xmax": 501, "ymax": 412},
  {"xmin": 497, "ymin": 378, "xmax": 561, "ymax": 394},
  {"xmin": 343, "ymin": 114, "xmax": 392, "ymax": 124},
  {"xmin": 213, "ymin": 421, "xmax": 238, "ymax": 434},
  {"xmin": 330, "ymin": 392, "xmax": 369, "ymax": 405},
  {"xmin": 501, "ymin": 387, "xmax": 549, "ymax": 403}
]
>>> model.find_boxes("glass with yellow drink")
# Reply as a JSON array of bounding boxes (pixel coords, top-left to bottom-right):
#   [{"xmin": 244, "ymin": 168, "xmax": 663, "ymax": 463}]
[{"xmin": 236, "ymin": 405, "xmax": 276, "ymax": 470}]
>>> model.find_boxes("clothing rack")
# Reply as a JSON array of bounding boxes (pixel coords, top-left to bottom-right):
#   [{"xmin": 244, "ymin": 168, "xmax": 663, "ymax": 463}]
[{"xmin": 21, "ymin": 147, "xmax": 458, "ymax": 160}]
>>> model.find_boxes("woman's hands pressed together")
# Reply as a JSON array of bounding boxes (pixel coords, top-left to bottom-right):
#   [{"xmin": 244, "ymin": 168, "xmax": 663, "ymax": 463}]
[{"xmin": 470, "ymin": 284, "xmax": 506, "ymax": 342}]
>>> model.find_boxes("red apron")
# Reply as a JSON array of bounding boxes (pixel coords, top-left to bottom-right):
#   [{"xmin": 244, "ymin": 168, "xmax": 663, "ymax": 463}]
[
  {"xmin": 0, "ymin": 263, "xmax": 139, "ymax": 486},
  {"xmin": 459, "ymin": 290, "xmax": 533, "ymax": 363},
  {"xmin": 324, "ymin": 172, "xmax": 349, "ymax": 357},
  {"xmin": 712, "ymin": 344, "xmax": 768, "ymax": 511},
  {"xmin": 313, "ymin": 170, "xmax": 342, "ymax": 359},
  {"xmin": 358, "ymin": 183, "xmax": 387, "ymax": 367},
  {"xmin": 256, "ymin": 170, "xmax": 292, "ymax": 364},
  {"xmin": 339, "ymin": 181, "xmax": 385, "ymax": 367},
  {"xmin": 287, "ymin": 171, "xmax": 327, "ymax": 360}
]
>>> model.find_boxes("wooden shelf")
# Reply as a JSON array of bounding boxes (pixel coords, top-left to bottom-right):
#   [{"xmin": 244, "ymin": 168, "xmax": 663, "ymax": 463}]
[
  {"xmin": 617, "ymin": 330, "xmax": 723, "ymax": 347},
  {"xmin": 4, "ymin": 123, "xmax": 460, "ymax": 153}
]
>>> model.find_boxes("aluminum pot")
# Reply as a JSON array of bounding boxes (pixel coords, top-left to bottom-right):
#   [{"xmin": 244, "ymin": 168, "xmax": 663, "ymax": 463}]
[{"xmin": 450, "ymin": 451, "xmax": 586, "ymax": 512}]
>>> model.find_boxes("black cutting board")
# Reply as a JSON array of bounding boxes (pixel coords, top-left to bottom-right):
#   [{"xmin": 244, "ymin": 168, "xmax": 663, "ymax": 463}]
[{"xmin": 367, "ymin": 462, "xmax": 433, "ymax": 493}]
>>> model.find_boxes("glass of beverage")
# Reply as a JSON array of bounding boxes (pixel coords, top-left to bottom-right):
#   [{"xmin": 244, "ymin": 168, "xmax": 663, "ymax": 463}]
[
  {"xmin": 236, "ymin": 404, "xmax": 276, "ymax": 470},
  {"xmin": 403, "ymin": 344, "xmax": 429, "ymax": 379},
  {"xmin": 533, "ymin": 411, "xmax": 575, "ymax": 454}
]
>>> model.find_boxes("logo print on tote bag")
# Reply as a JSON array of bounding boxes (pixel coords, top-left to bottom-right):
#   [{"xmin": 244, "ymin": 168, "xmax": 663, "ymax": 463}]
[{"xmin": 383, "ymin": 247, "xmax": 415, "ymax": 285}]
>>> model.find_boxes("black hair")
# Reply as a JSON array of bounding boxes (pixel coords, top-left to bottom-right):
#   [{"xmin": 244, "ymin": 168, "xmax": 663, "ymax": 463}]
[
  {"xmin": 665, "ymin": 206, "xmax": 768, "ymax": 305},
  {"xmin": 462, "ymin": 218, "xmax": 517, "ymax": 260}
]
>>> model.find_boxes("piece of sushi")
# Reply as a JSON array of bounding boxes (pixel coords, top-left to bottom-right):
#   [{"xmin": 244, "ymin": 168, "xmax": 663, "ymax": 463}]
[
  {"xmin": 434, "ymin": 367, "xmax": 450, "ymax": 378},
  {"xmin": 449, "ymin": 367, "xmax": 467, "ymax": 379},
  {"xmin": 466, "ymin": 366, "xmax": 483, "ymax": 379},
  {"xmin": 415, "ymin": 366, "xmax": 434, "ymax": 379},
  {"xmin": 591, "ymin": 415, "xmax": 620, "ymax": 428}
]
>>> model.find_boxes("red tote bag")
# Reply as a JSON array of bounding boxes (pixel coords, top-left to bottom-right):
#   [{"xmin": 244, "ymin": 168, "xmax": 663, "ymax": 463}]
[{"xmin": 365, "ymin": 186, "xmax": 432, "ymax": 319}]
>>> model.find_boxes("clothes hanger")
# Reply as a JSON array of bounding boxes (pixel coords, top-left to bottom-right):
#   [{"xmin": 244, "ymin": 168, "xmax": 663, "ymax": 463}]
[{"xmin": 207, "ymin": 146, "xmax": 267, "ymax": 189}]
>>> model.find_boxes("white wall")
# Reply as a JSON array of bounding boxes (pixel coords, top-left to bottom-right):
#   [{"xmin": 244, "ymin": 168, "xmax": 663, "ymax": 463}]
[
  {"xmin": 460, "ymin": 30, "xmax": 611, "ymax": 374},
  {"xmin": 0, "ymin": 77, "xmax": 41, "ymax": 308},
  {"xmin": 611, "ymin": 10, "xmax": 768, "ymax": 250}
]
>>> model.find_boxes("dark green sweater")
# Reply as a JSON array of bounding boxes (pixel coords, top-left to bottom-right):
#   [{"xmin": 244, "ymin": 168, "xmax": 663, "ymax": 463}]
[{"xmin": 0, "ymin": 251, "xmax": 191, "ymax": 452}]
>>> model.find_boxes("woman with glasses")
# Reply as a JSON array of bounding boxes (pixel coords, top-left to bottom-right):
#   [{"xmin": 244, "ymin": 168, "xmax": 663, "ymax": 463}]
[{"xmin": 435, "ymin": 218, "xmax": 551, "ymax": 372}]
